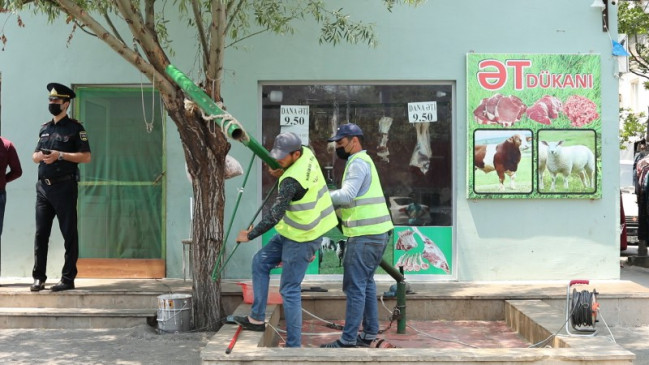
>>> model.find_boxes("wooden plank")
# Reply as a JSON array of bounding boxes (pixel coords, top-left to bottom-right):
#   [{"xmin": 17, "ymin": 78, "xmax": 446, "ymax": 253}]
[{"xmin": 77, "ymin": 258, "xmax": 165, "ymax": 279}]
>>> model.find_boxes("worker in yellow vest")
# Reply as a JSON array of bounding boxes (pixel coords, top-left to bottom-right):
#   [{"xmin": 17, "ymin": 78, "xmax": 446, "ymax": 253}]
[
  {"xmin": 235, "ymin": 132, "xmax": 337, "ymax": 347},
  {"xmin": 321, "ymin": 123, "xmax": 394, "ymax": 348}
]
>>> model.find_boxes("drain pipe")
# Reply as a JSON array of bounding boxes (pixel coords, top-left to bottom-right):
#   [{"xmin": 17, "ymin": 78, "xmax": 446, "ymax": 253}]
[
  {"xmin": 379, "ymin": 259, "xmax": 407, "ymax": 334},
  {"xmin": 165, "ymin": 64, "xmax": 281, "ymax": 170}
]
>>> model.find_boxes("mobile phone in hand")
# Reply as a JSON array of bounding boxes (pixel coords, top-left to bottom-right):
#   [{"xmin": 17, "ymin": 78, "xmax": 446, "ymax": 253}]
[{"xmin": 41, "ymin": 149, "xmax": 52, "ymax": 155}]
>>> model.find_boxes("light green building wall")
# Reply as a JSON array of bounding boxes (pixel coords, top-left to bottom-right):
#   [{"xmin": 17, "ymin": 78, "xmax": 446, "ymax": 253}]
[{"xmin": 0, "ymin": 0, "xmax": 621, "ymax": 281}]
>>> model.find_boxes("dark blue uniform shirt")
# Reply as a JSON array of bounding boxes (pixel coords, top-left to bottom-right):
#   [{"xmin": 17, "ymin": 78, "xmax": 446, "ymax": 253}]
[{"xmin": 34, "ymin": 116, "xmax": 91, "ymax": 179}]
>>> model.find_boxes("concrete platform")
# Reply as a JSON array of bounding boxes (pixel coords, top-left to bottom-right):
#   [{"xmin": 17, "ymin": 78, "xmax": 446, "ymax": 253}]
[
  {"xmin": 204, "ymin": 278, "xmax": 649, "ymax": 364},
  {"xmin": 0, "ymin": 277, "xmax": 647, "ymax": 364}
]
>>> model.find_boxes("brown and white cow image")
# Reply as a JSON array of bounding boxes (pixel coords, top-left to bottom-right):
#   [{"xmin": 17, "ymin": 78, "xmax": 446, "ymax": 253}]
[{"xmin": 474, "ymin": 134, "xmax": 531, "ymax": 191}]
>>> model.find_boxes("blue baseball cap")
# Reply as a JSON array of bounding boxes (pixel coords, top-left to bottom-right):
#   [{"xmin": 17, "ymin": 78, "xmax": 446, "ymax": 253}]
[{"xmin": 328, "ymin": 123, "xmax": 364, "ymax": 142}]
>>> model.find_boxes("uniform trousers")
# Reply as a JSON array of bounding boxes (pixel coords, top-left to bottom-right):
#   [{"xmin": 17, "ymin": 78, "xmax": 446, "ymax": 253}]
[{"xmin": 32, "ymin": 179, "xmax": 79, "ymax": 284}]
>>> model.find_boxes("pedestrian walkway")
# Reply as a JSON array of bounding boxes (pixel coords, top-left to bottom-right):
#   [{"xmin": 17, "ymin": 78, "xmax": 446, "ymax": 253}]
[{"xmin": 0, "ymin": 259, "xmax": 648, "ymax": 364}]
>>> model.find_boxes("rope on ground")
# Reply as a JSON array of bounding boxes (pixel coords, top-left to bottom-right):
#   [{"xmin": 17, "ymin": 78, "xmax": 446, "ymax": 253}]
[
  {"xmin": 597, "ymin": 311, "xmax": 617, "ymax": 343},
  {"xmin": 405, "ymin": 323, "xmax": 478, "ymax": 349},
  {"xmin": 267, "ymin": 321, "xmax": 341, "ymax": 337},
  {"xmin": 529, "ymin": 305, "xmax": 574, "ymax": 348},
  {"xmin": 302, "ymin": 307, "xmax": 344, "ymax": 330}
]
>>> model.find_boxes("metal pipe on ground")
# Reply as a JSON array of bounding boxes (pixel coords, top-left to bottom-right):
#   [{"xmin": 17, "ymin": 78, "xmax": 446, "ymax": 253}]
[{"xmin": 379, "ymin": 259, "xmax": 407, "ymax": 334}]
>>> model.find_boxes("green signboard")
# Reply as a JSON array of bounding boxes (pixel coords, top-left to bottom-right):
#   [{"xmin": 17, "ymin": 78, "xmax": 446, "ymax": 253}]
[{"xmin": 467, "ymin": 54, "xmax": 602, "ymax": 199}]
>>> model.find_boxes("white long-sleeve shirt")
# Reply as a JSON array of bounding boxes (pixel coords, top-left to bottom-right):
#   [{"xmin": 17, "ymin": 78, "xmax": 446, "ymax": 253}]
[{"xmin": 329, "ymin": 150, "xmax": 372, "ymax": 207}]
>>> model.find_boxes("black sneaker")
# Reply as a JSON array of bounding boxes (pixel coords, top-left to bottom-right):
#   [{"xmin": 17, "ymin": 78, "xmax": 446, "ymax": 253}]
[
  {"xmin": 355, "ymin": 336, "xmax": 373, "ymax": 347},
  {"xmin": 319, "ymin": 339, "xmax": 356, "ymax": 348},
  {"xmin": 233, "ymin": 315, "xmax": 265, "ymax": 332}
]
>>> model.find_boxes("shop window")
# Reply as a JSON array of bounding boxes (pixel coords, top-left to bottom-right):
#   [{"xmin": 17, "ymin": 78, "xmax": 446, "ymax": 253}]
[{"xmin": 260, "ymin": 83, "xmax": 454, "ymax": 276}]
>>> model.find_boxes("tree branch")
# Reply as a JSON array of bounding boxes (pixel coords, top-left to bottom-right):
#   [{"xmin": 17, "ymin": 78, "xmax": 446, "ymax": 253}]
[
  {"xmin": 224, "ymin": 0, "xmax": 245, "ymax": 36},
  {"xmin": 191, "ymin": 0, "xmax": 208, "ymax": 71},
  {"xmin": 72, "ymin": 19, "xmax": 96, "ymax": 37},
  {"xmin": 114, "ymin": 0, "xmax": 169, "ymax": 73},
  {"xmin": 102, "ymin": 10, "xmax": 125, "ymax": 45},
  {"xmin": 206, "ymin": 0, "xmax": 225, "ymax": 101},
  {"xmin": 226, "ymin": 28, "xmax": 269, "ymax": 49},
  {"xmin": 144, "ymin": 0, "xmax": 157, "ymax": 41},
  {"xmin": 629, "ymin": 44, "xmax": 649, "ymax": 70},
  {"xmin": 630, "ymin": 69, "xmax": 649, "ymax": 81},
  {"xmin": 55, "ymin": 0, "xmax": 175, "ymax": 97}
]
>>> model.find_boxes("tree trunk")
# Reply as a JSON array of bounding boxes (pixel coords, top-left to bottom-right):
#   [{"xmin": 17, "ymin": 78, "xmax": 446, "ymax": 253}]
[{"xmin": 165, "ymin": 95, "xmax": 230, "ymax": 331}]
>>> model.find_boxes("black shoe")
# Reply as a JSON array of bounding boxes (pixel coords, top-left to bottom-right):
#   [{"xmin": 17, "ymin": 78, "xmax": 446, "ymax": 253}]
[
  {"xmin": 51, "ymin": 281, "xmax": 75, "ymax": 292},
  {"xmin": 30, "ymin": 279, "xmax": 45, "ymax": 292},
  {"xmin": 233, "ymin": 315, "xmax": 265, "ymax": 332},
  {"xmin": 319, "ymin": 339, "xmax": 357, "ymax": 348},
  {"xmin": 355, "ymin": 336, "xmax": 373, "ymax": 348}
]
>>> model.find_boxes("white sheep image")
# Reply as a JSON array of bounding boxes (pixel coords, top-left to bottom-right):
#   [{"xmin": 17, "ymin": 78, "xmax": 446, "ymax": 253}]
[
  {"xmin": 540, "ymin": 140, "xmax": 595, "ymax": 191},
  {"xmin": 538, "ymin": 141, "xmax": 547, "ymax": 189}
]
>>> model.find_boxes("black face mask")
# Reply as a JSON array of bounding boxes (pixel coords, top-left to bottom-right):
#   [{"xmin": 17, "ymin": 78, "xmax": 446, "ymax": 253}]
[
  {"xmin": 336, "ymin": 146, "xmax": 350, "ymax": 160},
  {"xmin": 48, "ymin": 103, "xmax": 63, "ymax": 116}
]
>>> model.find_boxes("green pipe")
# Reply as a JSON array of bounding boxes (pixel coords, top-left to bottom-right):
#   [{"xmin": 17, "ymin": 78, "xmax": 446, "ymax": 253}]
[
  {"xmin": 165, "ymin": 64, "xmax": 280, "ymax": 170},
  {"xmin": 396, "ymin": 281, "xmax": 407, "ymax": 334},
  {"xmin": 379, "ymin": 259, "xmax": 406, "ymax": 333},
  {"xmin": 379, "ymin": 259, "xmax": 404, "ymax": 282},
  {"xmin": 211, "ymin": 154, "xmax": 256, "ymax": 281},
  {"xmin": 211, "ymin": 181, "xmax": 279, "ymax": 282}
]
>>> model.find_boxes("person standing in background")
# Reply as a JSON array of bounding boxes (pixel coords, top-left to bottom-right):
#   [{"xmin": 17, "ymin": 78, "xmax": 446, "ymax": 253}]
[
  {"xmin": 30, "ymin": 83, "xmax": 91, "ymax": 292},
  {"xmin": 0, "ymin": 136, "xmax": 23, "ymax": 279},
  {"xmin": 0, "ymin": 136, "xmax": 22, "ymax": 237}
]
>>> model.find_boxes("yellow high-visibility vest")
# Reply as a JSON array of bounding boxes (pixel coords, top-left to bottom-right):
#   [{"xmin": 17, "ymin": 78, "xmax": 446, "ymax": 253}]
[
  {"xmin": 340, "ymin": 152, "xmax": 393, "ymax": 237},
  {"xmin": 274, "ymin": 147, "xmax": 338, "ymax": 242}
]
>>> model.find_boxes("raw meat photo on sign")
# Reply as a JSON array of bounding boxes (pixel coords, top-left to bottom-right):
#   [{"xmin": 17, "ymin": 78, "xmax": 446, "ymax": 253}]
[
  {"xmin": 393, "ymin": 226, "xmax": 452, "ymax": 276},
  {"xmin": 466, "ymin": 53, "xmax": 602, "ymax": 199}
]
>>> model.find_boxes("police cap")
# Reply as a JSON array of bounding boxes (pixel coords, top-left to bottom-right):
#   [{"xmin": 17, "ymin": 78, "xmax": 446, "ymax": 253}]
[{"xmin": 47, "ymin": 83, "xmax": 76, "ymax": 100}]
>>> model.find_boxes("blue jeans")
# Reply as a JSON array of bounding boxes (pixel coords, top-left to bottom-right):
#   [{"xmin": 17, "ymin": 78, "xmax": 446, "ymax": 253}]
[
  {"xmin": 250, "ymin": 233, "xmax": 320, "ymax": 348},
  {"xmin": 340, "ymin": 233, "xmax": 388, "ymax": 345}
]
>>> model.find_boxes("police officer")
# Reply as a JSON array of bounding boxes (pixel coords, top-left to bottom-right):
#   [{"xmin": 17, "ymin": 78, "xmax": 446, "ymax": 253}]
[{"xmin": 30, "ymin": 83, "xmax": 91, "ymax": 292}]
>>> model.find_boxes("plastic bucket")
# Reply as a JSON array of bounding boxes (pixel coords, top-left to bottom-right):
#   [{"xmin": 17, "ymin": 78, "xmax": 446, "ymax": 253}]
[
  {"xmin": 157, "ymin": 293, "xmax": 192, "ymax": 333},
  {"xmin": 237, "ymin": 282, "xmax": 283, "ymax": 304}
]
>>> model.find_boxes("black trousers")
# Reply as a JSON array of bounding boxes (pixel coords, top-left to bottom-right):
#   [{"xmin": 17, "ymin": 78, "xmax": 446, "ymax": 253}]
[{"xmin": 32, "ymin": 180, "xmax": 79, "ymax": 284}]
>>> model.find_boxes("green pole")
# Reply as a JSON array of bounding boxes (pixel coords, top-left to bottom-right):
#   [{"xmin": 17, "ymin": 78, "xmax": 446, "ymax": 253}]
[
  {"xmin": 165, "ymin": 64, "xmax": 280, "ymax": 170},
  {"xmin": 378, "ymin": 259, "xmax": 406, "ymax": 333},
  {"xmin": 396, "ymin": 281, "xmax": 407, "ymax": 334},
  {"xmin": 211, "ymin": 154, "xmax": 256, "ymax": 281}
]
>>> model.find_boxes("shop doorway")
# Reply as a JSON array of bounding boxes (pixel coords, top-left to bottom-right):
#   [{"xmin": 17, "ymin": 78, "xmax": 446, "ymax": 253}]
[{"xmin": 74, "ymin": 86, "xmax": 166, "ymax": 278}]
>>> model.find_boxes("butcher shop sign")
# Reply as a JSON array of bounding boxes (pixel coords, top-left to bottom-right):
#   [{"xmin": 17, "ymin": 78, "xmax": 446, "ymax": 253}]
[{"xmin": 467, "ymin": 53, "xmax": 601, "ymax": 200}]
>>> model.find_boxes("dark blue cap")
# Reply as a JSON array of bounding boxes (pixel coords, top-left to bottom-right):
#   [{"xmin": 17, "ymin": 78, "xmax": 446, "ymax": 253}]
[
  {"xmin": 328, "ymin": 123, "xmax": 364, "ymax": 142},
  {"xmin": 47, "ymin": 83, "xmax": 76, "ymax": 99}
]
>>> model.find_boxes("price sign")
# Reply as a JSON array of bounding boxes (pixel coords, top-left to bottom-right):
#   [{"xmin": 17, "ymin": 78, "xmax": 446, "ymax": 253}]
[
  {"xmin": 408, "ymin": 101, "xmax": 437, "ymax": 123},
  {"xmin": 280, "ymin": 105, "xmax": 310, "ymax": 145},
  {"xmin": 280, "ymin": 105, "xmax": 309, "ymax": 126}
]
